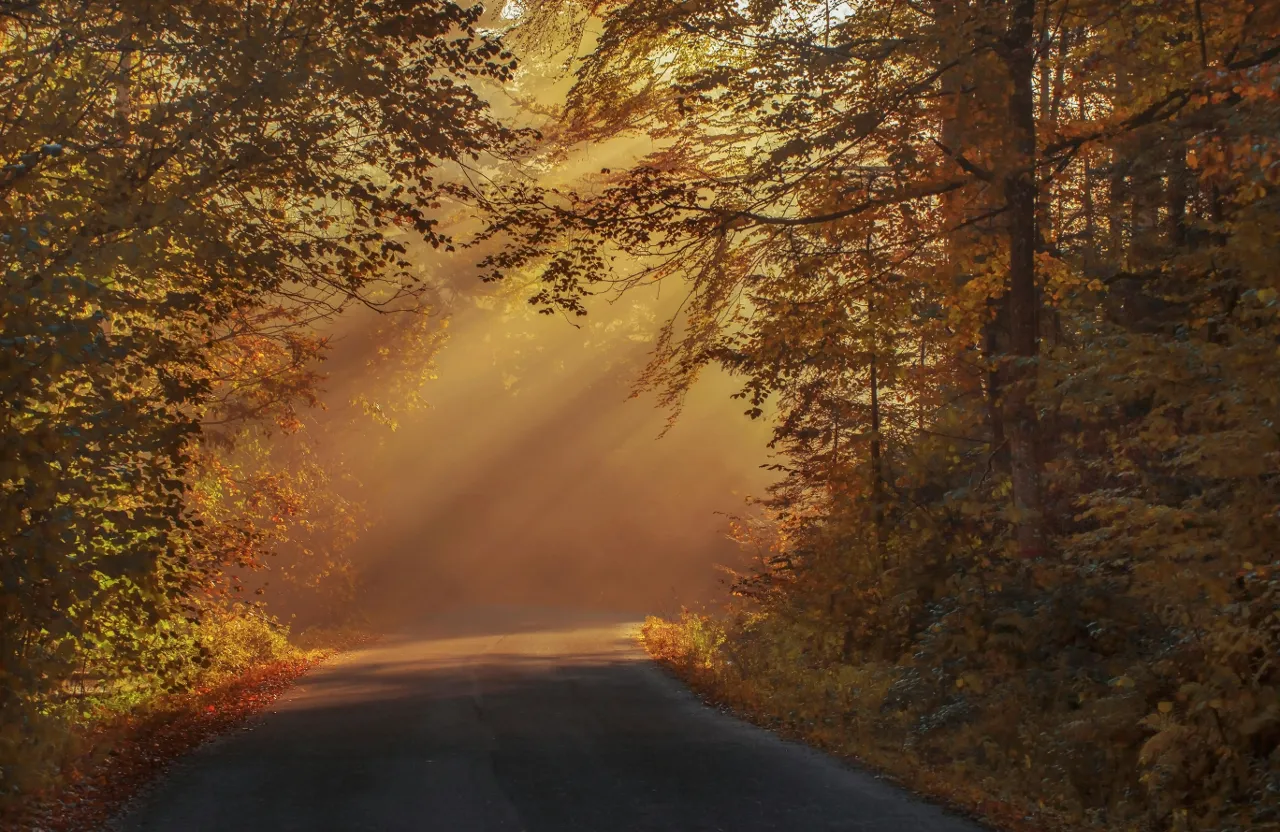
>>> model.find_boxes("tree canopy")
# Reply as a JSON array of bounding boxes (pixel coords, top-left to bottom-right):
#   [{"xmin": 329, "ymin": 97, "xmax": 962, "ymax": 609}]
[
  {"xmin": 485, "ymin": 0, "xmax": 1280, "ymax": 826},
  {"xmin": 1, "ymin": 0, "xmax": 518, "ymax": 796}
]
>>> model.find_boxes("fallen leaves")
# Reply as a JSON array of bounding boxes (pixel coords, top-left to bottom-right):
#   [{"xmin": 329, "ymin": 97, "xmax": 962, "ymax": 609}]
[{"xmin": 3, "ymin": 657, "xmax": 321, "ymax": 832}]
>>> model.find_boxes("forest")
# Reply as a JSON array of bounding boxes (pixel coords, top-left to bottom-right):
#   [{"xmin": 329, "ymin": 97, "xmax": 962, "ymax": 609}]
[{"xmin": 2, "ymin": 1, "xmax": 1279, "ymax": 830}]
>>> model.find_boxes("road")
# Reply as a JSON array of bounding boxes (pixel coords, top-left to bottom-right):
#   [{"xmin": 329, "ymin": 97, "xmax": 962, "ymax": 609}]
[{"xmin": 114, "ymin": 607, "xmax": 985, "ymax": 832}]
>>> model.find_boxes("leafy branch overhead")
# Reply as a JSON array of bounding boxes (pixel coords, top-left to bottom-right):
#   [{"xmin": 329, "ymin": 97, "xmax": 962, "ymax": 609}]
[
  {"xmin": 0, "ymin": 0, "xmax": 519, "ymax": 801},
  {"xmin": 484, "ymin": 0, "xmax": 1280, "ymax": 828}
]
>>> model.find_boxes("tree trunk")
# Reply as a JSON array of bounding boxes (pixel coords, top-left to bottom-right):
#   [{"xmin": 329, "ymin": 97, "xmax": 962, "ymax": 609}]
[
  {"xmin": 1001, "ymin": 0, "xmax": 1046, "ymax": 558},
  {"xmin": 984, "ymin": 311, "xmax": 1009, "ymax": 464},
  {"xmin": 870, "ymin": 343, "xmax": 886, "ymax": 567},
  {"xmin": 1081, "ymin": 92, "xmax": 1098, "ymax": 274},
  {"xmin": 1167, "ymin": 144, "xmax": 1189, "ymax": 248},
  {"xmin": 1107, "ymin": 73, "xmax": 1134, "ymax": 270}
]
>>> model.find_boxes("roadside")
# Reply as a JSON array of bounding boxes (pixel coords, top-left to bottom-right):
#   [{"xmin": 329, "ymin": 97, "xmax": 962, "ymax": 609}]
[
  {"xmin": 110, "ymin": 607, "xmax": 983, "ymax": 832},
  {"xmin": 641, "ymin": 614, "xmax": 1060, "ymax": 832},
  {"xmin": 3, "ymin": 622, "xmax": 376, "ymax": 832}
]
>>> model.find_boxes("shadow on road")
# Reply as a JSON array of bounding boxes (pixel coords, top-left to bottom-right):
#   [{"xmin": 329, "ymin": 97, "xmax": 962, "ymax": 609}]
[{"xmin": 118, "ymin": 611, "xmax": 984, "ymax": 832}]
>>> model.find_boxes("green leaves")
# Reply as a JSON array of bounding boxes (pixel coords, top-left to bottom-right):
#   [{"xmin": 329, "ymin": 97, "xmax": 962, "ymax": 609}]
[{"xmin": 1, "ymin": 0, "xmax": 514, "ymax": 799}]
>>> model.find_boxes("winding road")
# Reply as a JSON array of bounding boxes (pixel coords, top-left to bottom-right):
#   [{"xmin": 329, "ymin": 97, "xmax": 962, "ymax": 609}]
[{"xmin": 115, "ymin": 607, "xmax": 984, "ymax": 832}]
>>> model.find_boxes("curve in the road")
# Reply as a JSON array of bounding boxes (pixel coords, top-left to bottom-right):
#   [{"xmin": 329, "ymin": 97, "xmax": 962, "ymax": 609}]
[{"xmin": 113, "ymin": 607, "xmax": 987, "ymax": 832}]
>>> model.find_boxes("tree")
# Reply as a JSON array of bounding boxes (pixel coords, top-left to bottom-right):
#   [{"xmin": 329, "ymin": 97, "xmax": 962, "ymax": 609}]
[
  {"xmin": 484, "ymin": 0, "xmax": 1054, "ymax": 551},
  {"xmin": 1, "ymin": 0, "xmax": 518, "ymax": 791},
  {"xmin": 484, "ymin": 0, "xmax": 1280, "ymax": 824}
]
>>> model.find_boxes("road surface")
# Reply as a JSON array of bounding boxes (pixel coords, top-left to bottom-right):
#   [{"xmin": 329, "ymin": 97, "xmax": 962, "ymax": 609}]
[{"xmin": 114, "ymin": 607, "xmax": 984, "ymax": 832}]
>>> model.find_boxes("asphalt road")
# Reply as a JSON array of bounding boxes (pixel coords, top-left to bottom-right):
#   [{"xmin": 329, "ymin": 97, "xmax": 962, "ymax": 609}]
[{"xmin": 114, "ymin": 607, "xmax": 984, "ymax": 832}]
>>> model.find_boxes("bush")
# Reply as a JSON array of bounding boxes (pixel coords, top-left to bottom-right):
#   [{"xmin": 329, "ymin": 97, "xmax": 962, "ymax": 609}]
[
  {"xmin": 196, "ymin": 611, "xmax": 300, "ymax": 680},
  {"xmin": 644, "ymin": 474, "xmax": 1280, "ymax": 831},
  {"xmin": 0, "ymin": 605, "xmax": 303, "ymax": 811}
]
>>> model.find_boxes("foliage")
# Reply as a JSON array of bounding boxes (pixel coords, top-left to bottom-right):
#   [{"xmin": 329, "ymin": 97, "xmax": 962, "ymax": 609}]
[
  {"xmin": 5, "ymin": 630, "xmax": 316, "ymax": 832},
  {"xmin": 0, "ymin": 604, "xmax": 303, "ymax": 804},
  {"xmin": 194, "ymin": 609, "xmax": 300, "ymax": 680},
  {"xmin": 1, "ymin": 0, "xmax": 516, "ymax": 800},
  {"xmin": 495, "ymin": 0, "xmax": 1280, "ymax": 828},
  {"xmin": 641, "ymin": 612, "xmax": 726, "ymax": 674}
]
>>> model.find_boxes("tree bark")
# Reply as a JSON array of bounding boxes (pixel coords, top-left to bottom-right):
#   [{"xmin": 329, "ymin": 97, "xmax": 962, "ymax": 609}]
[
  {"xmin": 1001, "ymin": 0, "xmax": 1046, "ymax": 558},
  {"xmin": 1107, "ymin": 73, "xmax": 1134, "ymax": 269},
  {"xmin": 1167, "ymin": 143, "xmax": 1189, "ymax": 248},
  {"xmin": 1081, "ymin": 92, "xmax": 1097, "ymax": 274},
  {"xmin": 869, "ymin": 342, "xmax": 886, "ymax": 566}
]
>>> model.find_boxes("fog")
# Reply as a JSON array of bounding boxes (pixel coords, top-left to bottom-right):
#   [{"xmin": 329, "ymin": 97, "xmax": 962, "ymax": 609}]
[
  {"xmin": 287, "ymin": 262, "xmax": 775, "ymax": 629},
  {"xmin": 374, "ymin": 319, "xmax": 768, "ymax": 623},
  {"xmin": 255, "ymin": 29, "xmax": 779, "ymax": 630}
]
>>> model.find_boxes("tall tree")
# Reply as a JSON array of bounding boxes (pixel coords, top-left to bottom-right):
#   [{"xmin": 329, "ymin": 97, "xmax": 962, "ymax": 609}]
[
  {"xmin": 0, "ymin": 0, "xmax": 517, "ymax": 784},
  {"xmin": 485, "ymin": 0, "xmax": 1280, "ymax": 824}
]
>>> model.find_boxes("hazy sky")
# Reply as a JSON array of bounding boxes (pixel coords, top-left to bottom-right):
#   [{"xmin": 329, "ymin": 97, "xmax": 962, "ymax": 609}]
[
  {"xmin": 266, "ymin": 30, "xmax": 780, "ymax": 628},
  {"xmin": 300, "ymin": 248, "xmax": 776, "ymax": 627}
]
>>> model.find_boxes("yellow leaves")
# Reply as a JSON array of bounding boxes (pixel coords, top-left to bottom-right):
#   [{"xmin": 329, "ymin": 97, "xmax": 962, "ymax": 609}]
[
  {"xmin": 1138, "ymin": 716, "xmax": 1193, "ymax": 776},
  {"xmin": 1237, "ymin": 180, "xmax": 1267, "ymax": 204},
  {"xmin": 1038, "ymin": 252, "xmax": 1108, "ymax": 306}
]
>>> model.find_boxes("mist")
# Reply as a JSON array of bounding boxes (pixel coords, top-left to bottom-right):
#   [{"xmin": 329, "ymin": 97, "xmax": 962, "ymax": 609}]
[
  {"xmin": 233, "ymin": 23, "xmax": 785, "ymax": 631},
  {"xmin": 277, "ymin": 259, "xmax": 774, "ymax": 629}
]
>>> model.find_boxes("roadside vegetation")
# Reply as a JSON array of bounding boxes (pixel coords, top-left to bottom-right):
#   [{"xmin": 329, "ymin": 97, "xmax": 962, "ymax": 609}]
[
  {"xmin": 5, "ymin": 612, "xmax": 308, "ymax": 830},
  {"xmin": 492, "ymin": 2, "xmax": 1280, "ymax": 830},
  {"xmin": 0, "ymin": 0, "xmax": 516, "ymax": 809},
  {"xmin": 3, "ymin": 609, "xmax": 382, "ymax": 830}
]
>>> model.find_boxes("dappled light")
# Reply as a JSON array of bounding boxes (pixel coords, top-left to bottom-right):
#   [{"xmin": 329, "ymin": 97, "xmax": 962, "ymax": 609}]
[{"xmin": 3, "ymin": 1, "xmax": 1278, "ymax": 830}]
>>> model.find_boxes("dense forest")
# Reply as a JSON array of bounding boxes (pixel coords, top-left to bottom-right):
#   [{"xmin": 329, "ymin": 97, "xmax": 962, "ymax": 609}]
[
  {"xmin": 3, "ymin": 0, "xmax": 1279, "ymax": 830},
  {"xmin": 0, "ymin": 0, "xmax": 519, "ymax": 808},
  {"xmin": 491, "ymin": 0, "xmax": 1280, "ymax": 829}
]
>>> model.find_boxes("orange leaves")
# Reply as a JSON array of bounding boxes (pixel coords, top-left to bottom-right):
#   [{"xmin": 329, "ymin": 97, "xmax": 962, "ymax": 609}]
[
  {"xmin": 5, "ymin": 0, "xmax": 516, "ymax": 784},
  {"xmin": 1038, "ymin": 251, "xmax": 1103, "ymax": 306},
  {"xmin": 5, "ymin": 656, "xmax": 319, "ymax": 832},
  {"xmin": 512, "ymin": 0, "xmax": 1280, "ymax": 828}
]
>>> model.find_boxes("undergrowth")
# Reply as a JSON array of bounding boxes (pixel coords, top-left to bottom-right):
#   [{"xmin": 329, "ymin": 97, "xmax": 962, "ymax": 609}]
[
  {"xmin": 0, "ymin": 605, "xmax": 364, "ymax": 820},
  {"xmin": 643, "ymin": 593, "xmax": 1280, "ymax": 832}
]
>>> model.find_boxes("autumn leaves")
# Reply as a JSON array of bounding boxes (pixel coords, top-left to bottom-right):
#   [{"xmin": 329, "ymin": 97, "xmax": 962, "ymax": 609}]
[
  {"xmin": 489, "ymin": 0, "xmax": 1280, "ymax": 826},
  {"xmin": 1, "ymin": 0, "xmax": 514, "ymax": 798}
]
